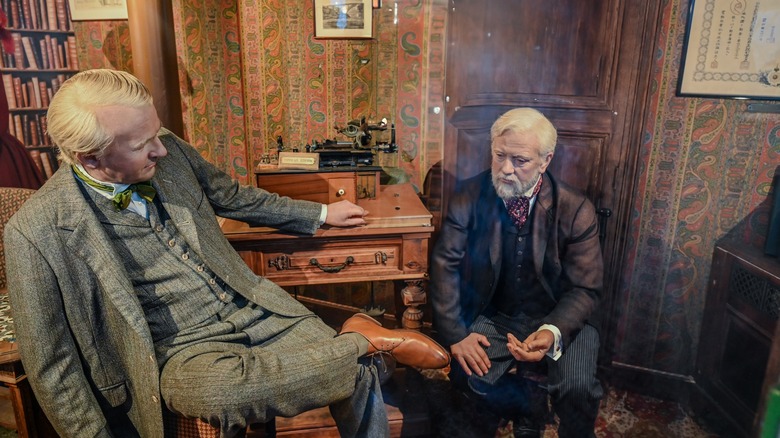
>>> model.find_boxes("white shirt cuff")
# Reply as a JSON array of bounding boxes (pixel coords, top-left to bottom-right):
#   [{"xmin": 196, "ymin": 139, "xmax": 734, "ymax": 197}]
[
  {"xmin": 319, "ymin": 205, "xmax": 328, "ymax": 226},
  {"xmin": 538, "ymin": 324, "xmax": 562, "ymax": 361}
]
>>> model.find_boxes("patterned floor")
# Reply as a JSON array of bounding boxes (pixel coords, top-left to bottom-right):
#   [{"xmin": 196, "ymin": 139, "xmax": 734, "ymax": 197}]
[{"xmin": 418, "ymin": 369, "xmax": 721, "ymax": 438}]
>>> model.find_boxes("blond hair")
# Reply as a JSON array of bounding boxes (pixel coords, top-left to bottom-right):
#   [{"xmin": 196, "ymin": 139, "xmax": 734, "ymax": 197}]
[
  {"xmin": 490, "ymin": 108, "xmax": 557, "ymax": 156},
  {"xmin": 47, "ymin": 69, "xmax": 153, "ymax": 165}
]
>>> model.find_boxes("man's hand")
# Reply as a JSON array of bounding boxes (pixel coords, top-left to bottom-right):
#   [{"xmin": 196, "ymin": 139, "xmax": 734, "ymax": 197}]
[
  {"xmin": 451, "ymin": 333, "xmax": 491, "ymax": 377},
  {"xmin": 507, "ymin": 330, "xmax": 553, "ymax": 362},
  {"xmin": 325, "ymin": 200, "xmax": 368, "ymax": 227}
]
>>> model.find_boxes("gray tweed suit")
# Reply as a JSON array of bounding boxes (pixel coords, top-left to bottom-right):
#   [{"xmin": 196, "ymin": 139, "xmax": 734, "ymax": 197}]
[{"xmin": 4, "ymin": 130, "xmax": 385, "ymax": 437}]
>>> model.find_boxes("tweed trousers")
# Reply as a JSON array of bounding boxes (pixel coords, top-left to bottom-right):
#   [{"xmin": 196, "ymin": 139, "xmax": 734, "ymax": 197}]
[{"xmin": 160, "ymin": 314, "xmax": 389, "ymax": 438}]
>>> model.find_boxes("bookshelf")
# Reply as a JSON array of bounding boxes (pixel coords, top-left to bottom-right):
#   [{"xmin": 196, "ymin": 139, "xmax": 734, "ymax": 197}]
[{"xmin": 0, "ymin": 0, "xmax": 77, "ymax": 180}]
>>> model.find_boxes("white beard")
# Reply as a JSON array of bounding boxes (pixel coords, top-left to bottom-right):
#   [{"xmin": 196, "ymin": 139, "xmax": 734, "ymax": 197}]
[{"xmin": 491, "ymin": 169, "xmax": 539, "ymax": 200}]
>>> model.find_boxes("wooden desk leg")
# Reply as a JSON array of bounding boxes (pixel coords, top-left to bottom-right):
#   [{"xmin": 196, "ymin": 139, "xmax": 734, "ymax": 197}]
[
  {"xmin": 7, "ymin": 378, "xmax": 37, "ymax": 438},
  {"xmin": 400, "ymin": 280, "xmax": 426, "ymax": 330}
]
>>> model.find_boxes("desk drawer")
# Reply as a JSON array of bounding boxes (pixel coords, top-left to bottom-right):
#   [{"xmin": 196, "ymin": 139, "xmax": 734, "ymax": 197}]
[{"xmin": 259, "ymin": 242, "xmax": 402, "ymax": 284}]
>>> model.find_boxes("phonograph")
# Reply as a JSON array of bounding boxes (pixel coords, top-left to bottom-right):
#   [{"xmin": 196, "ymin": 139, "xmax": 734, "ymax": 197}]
[{"xmin": 263, "ymin": 116, "xmax": 397, "ymax": 169}]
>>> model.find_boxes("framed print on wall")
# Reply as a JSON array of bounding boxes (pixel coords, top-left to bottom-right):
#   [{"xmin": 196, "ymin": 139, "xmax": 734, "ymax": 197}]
[
  {"xmin": 314, "ymin": 0, "xmax": 373, "ymax": 39},
  {"xmin": 68, "ymin": 0, "xmax": 128, "ymax": 21},
  {"xmin": 677, "ymin": 0, "xmax": 780, "ymax": 100}
]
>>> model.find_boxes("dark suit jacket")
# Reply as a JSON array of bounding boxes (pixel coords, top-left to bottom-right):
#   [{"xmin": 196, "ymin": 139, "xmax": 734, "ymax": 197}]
[
  {"xmin": 430, "ymin": 171, "xmax": 602, "ymax": 347},
  {"xmin": 4, "ymin": 130, "xmax": 325, "ymax": 437}
]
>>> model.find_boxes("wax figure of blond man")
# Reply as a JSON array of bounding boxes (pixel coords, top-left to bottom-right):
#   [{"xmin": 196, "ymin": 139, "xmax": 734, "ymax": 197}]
[
  {"xmin": 430, "ymin": 108, "xmax": 603, "ymax": 437},
  {"xmin": 4, "ymin": 69, "xmax": 449, "ymax": 437}
]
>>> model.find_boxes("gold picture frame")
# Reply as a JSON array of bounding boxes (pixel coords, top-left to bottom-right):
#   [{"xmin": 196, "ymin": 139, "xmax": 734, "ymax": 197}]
[
  {"xmin": 314, "ymin": 0, "xmax": 373, "ymax": 39},
  {"xmin": 68, "ymin": 0, "xmax": 128, "ymax": 21}
]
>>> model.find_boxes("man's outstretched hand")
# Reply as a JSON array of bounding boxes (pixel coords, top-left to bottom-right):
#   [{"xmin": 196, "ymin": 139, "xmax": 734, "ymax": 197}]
[
  {"xmin": 507, "ymin": 330, "xmax": 553, "ymax": 362},
  {"xmin": 325, "ymin": 200, "xmax": 369, "ymax": 227}
]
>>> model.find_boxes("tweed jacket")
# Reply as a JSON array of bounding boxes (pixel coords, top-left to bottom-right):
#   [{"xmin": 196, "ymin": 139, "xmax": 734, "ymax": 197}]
[
  {"xmin": 4, "ymin": 130, "xmax": 324, "ymax": 437},
  {"xmin": 430, "ymin": 171, "xmax": 603, "ymax": 348}
]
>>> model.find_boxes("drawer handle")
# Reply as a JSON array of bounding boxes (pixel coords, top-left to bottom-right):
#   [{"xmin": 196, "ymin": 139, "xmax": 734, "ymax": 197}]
[{"xmin": 310, "ymin": 256, "xmax": 354, "ymax": 273}]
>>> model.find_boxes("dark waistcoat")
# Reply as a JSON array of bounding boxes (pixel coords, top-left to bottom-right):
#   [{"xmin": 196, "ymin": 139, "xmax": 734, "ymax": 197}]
[{"xmin": 490, "ymin": 204, "xmax": 555, "ymax": 319}]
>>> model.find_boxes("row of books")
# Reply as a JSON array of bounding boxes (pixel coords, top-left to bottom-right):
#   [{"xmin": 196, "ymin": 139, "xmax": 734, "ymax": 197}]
[
  {"xmin": 9, "ymin": 112, "xmax": 51, "ymax": 147},
  {"xmin": 0, "ymin": 32, "xmax": 78, "ymax": 70},
  {"xmin": 2, "ymin": 73, "xmax": 67, "ymax": 109},
  {"xmin": 2, "ymin": 0, "xmax": 71, "ymax": 31},
  {"xmin": 27, "ymin": 146, "xmax": 58, "ymax": 179}
]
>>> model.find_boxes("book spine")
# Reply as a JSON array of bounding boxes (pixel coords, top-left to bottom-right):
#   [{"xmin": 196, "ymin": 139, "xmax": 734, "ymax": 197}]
[
  {"xmin": 38, "ymin": 38, "xmax": 49, "ymax": 69},
  {"xmin": 30, "ymin": 76, "xmax": 41, "ymax": 107},
  {"xmin": 20, "ymin": 0, "xmax": 32, "ymax": 29},
  {"xmin": 27, "ymin": 0, "xmax": 38, "ymax": 29},
  {"xmin": 22, "ymin": 79, "xmax": 31, "ymax": 107},
  {"xmin": 12, "ymin": 114, "xmax": 23, "ymax": 143},
  {"xmin": 11, "ymin": 32, "xmax": 24, "ymax": 68},
  {"xmin": 29, "ymin": 117, "xmax": 39, "ymax": 145},
  {"xmin": 46, "ymin": 0, "xmax": 56, "ymax": 31},
  {"xmin": 44, "ymin": 35, "xmax": 54, "ymax": 69},
  {"xmin": 2, "ymin": 75, "xmax": 16, "ymax": 109},
  {"xmin": 54, "ymin": 0, "xmax": 65, "ymax": 31},
  {"xmin": 11, "ymin": 77, "xmax": 22, "ymax": 108},
  {"xmin": 39, "ymin": 114, "xmax": 49, "ymax": 145},
  {"xmin": 37, "ymin": 0, "xmax": 48, "ymax": 30},
  {"xmin": 20, "ymin": 35, "xmax": 39, "ymax": 69},
  {"xmin": 67, "ymin": 35, "xmax": 77, "ymax": 70},
  {"xmin": 27, "ymin": 148, "xmax": 44, "ymax": 174},
  {"xmin": 40, "ymin": 150, "xmax": 54, "ymax": 178},
  {"xmin": 38, "ymin": 79, "xmax": 49, "ymax": 107}
]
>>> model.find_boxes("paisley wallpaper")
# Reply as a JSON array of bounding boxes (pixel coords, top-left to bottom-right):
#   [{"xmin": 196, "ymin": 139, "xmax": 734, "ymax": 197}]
[
  {"xmin": 73, "ymin": 0, "xmax": 779, "ymax": 379},
  {"xmin": 167, "ymin": 0, "xmax": 447, "ymax": 188},
  {"xmin": 615, "ymin": 0, "xmax": 780, "ymax": 376}
]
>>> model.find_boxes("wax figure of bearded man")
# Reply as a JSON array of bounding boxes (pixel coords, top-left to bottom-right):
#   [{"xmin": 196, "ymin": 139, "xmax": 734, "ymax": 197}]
[{"xmin": 430, "ymin": 107, "xmax": 603, "ymax": 437}]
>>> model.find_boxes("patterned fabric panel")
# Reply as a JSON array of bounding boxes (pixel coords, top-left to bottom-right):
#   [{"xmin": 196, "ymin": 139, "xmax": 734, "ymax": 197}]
[
  {"xmin": 0, "ymin": 187, "xmax": 36, "ymax": 290},
  {"xmin": 0, "ymin": 293, "xmax": 14, "ymax": 342},
  {"xmin": 162, "ymin": 409, "xmax": 220, "ymax": 438}
]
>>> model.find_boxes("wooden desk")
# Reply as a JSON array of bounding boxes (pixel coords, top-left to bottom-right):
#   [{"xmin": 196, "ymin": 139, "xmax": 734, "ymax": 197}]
[{"xmin": 221, "ymin": 183, "xmax": 434, "ymax": 329}]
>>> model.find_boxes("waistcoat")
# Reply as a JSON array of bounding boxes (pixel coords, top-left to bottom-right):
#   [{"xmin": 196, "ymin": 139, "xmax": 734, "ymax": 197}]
[
  {"xmin": 490, "ymin": 203, "xmax": 555, "ymax": 319},
  {"xmin": 85, "ymin": 189, "xmax": 267, "ymax": 366}
]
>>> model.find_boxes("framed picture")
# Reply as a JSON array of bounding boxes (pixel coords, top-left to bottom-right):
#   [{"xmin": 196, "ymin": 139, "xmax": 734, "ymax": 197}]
[
  {"xmin": 314, "ymin": 0, "xmax": 373, "ymax": 39},
  {"xmin": 677, "ymin": 0, "xmax": 780, "ymax": 100},
  {"xmin": 68, "ymin": 0, "xmax": 128, "ymax": 21}
]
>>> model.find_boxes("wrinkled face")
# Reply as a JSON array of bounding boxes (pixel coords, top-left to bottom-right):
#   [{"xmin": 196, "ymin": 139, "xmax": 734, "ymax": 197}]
[
  {"xmin": 78, "ymin": 104, "xmax": 167, "ymax": 184},
  {"xmin": 490, "ymin": 130, "xmax": 553, "ymax": 200}
]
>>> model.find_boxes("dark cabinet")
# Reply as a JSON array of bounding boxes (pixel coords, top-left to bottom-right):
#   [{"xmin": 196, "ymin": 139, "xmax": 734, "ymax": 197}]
[{"xmin": 696, "ymin": 231, "xmax": 780, "ymax": 436}]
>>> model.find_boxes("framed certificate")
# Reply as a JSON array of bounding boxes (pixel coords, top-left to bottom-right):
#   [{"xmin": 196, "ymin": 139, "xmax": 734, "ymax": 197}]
[{"xmin": 678, "ymin": 0, "xmax": 780, "ymax": 100}]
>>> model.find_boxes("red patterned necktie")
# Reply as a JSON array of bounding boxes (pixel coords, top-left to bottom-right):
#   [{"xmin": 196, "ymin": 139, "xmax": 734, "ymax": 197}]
[{"xmin": 505, "ymin": 177, "xmax": 543, "ymax": 229}]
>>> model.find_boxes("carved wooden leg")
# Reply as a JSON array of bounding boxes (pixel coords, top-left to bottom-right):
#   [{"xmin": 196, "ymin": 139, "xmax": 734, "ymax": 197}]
[
  {"xmin": 400, "ymin": 279, "xmax": 426, "ymax": 330},
  {"xmin": 7, "ymin": 378, "xmax": 37, "ymax": 438}
]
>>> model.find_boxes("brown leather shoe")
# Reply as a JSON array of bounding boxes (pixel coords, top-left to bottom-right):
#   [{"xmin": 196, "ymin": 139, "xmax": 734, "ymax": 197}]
[{"xmin": 340, "ymin": 313, "xmax": 450, "ymax": 369}]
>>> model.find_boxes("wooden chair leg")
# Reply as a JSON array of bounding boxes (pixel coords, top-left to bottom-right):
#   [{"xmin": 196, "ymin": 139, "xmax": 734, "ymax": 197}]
[{"xmin": 7, "ymin": 378, "xmax": 38, "ymax": 438}]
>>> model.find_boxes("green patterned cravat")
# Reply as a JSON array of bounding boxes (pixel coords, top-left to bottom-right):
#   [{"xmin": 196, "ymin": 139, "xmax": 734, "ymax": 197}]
[{"xmin": 72, "ymin": 165, "xmax": 156, "ymax": 211}]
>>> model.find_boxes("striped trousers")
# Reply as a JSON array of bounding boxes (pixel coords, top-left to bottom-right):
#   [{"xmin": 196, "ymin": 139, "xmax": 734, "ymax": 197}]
[{"xmin": 455, "ymin": 313, "xmax": 603, "ymax": 438}]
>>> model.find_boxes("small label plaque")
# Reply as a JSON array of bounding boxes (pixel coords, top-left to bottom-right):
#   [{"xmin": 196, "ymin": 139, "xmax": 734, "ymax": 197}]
[{"xmin": 277, "ymin": 152, "xmax": 320, "ymax": 170}]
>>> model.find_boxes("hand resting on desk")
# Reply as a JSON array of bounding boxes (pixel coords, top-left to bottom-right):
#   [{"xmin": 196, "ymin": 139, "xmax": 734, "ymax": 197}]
[{"xmin": 325, "ymin": 199, "xmax": 369, "ymax": 227}]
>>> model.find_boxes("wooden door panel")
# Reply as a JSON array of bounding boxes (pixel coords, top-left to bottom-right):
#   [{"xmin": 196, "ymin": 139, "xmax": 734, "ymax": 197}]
[
  {"xmin": 548, "ymin": 136, "xmax": 605, "ymax": 200},
  {"xmin": 447, "ymin": 0, "xmax": 619, "ymax": 111}
]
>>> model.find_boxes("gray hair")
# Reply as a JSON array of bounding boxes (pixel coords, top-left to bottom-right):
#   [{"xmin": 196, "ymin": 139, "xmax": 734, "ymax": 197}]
[{"xmin": 490, "ymin": 108, "xmax": 557, "ymax": 156}]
